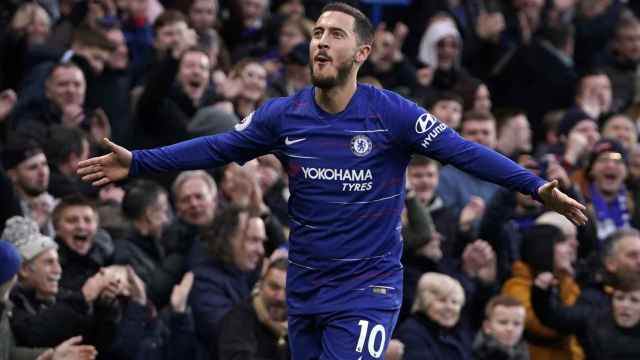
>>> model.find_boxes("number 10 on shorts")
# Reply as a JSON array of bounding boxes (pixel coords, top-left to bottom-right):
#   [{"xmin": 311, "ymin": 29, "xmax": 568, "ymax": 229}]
[{"xmin": 355, "ymin": 320, "xmax": 386, "ymax": 358}]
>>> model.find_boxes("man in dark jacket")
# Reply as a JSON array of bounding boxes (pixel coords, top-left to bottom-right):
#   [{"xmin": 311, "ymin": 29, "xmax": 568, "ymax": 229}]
[
  {"xmin": 3, "ymin": 139, "xmax": 55, "ymax": 236},
  {"xmin": 113, "ymin": 179, "xmax": 183, "ymax": 308},
  {"xmin": 218, "ymin": 258, "xmax": 289, "ymax": 360},
  {"xmin": 17, "ymin": 24, "xmax": 115, "ymax": 112},
  {"xmin": 44, "ymin": 126, "xmax": 93, "ymax": 198},
  {"xmin": 575, "ymin": 228, "xmax": 640, "ymax": 317},
  {"xmin": 52, "ymin": 194, "xmax": 116, "ymax": 291},
  {"xmin": 10, "ymin": 62, "xmax": 87, "ymax": 143},
  {"xmin": 0, "ymin": 239, "xmax": 97, "ymax": 360},
  {"xmin": 2, "ymin": 216, "xmax": 119, "ymax": 352},
  {"xmin": 133, "ymin": 41, "xmax": 213, "ymax": 149}
]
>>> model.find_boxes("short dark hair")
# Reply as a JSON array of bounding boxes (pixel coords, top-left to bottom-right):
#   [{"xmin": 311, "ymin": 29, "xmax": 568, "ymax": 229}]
[
  {"xmin": 121, "ymin": 179, "xmax": 168, "ymax": 220},
  {"xmin": 52, "ymin": 194, "xmax": 97, "ymax": 228},
  {"xmin": 153, "ymin": 10, "xmax": 187, "ymax": 33},
  {"xmin": 484, "ymin": 295, "xmax": 524, "ymax": 319},
  {"xmin": 451, "ymin": 77, "xmax": 483, "ymax": 111},
  {"xmin": 264, "ymin": 257, "xmax": 288, "ymax": 276},
  {"xmin": 320, "ymin": 2, "xmax": 374, "ymax": 45},
  {"xmin": 45, "ymin": 125, "xmax": 87, "ymax": 166},
  {"xmin": 426, "ymin": 91, "xmax": 464, "ymax": 109},
  {"xmin": 576, "ymin": 68, "xmax": 609, "ymax": 96},
  {"xmin": 540, "ymin": 23, "xmax": 574, "ymax": 50}
]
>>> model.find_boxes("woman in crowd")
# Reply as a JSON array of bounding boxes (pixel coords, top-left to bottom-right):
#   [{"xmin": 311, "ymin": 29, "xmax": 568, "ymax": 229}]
[
  {"xmin": 502, "ymin": 224, "xmax": 583, "ymax": 360},
  {"xmin": 395, "ymin": 272, "xmax": 472, "ymax": 360}
]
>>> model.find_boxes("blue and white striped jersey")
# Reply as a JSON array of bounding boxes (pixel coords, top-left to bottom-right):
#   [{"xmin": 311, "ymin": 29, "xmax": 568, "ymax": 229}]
[{"xmin": 130, "ymin": 84, "xmax": 546, "ymax": 314}]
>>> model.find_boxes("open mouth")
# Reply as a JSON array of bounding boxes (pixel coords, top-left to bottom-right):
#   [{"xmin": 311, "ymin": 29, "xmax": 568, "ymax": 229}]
[
  {"xmin": 73, "ymin": 234, "xmax": 89, "ymax": 242},
  {"xmin": 314, "ymin": 54, "xmax": 332, "ymax": 65},
  {"xmin": 187, "ymin": 79, "xmax": 203, "ymax": 90}
]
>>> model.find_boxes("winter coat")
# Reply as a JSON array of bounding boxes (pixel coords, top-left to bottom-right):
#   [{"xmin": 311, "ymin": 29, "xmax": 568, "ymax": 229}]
[
  {"xmin": 472, "ymin": 330, "xmax": 529, "ymax": 360},
  {"xmin": 113, "ymin": 230, "xmax": 185, "ymax": 308},
  {"xmin": 57, "ymin": 229, "xmax": 115, "ymax": 292},
  {"xmin": 502, "ymin": 261, "xmax": 583, "ymax": 360},
  {"xmin": 108, "ymin": 302, "xmax": 196, "ymax": 360},
  {"xmin": 0, "ymin": 301, "xmax": 47, "ymax": 360},
  {"xmin": 9, "ymin": 286, "xmax": 117, "ymax": 352},
  {"xmin": 396, "ymin": 312, "xmax": 472, "ymax": 360},
  {"xmin": 134, "ymin": 56, "xmax": 214, "ymax": 149},
  {"xmin": 189, "ymin": 258, "xmax": 260, "ymax": 359},
  {"xmin": 218, "ymin": 298, "xmax": 290, "ymax": 360},
  {"xmin": 532, "ymin": 285, "xmax": 640, "ymax": 360}
]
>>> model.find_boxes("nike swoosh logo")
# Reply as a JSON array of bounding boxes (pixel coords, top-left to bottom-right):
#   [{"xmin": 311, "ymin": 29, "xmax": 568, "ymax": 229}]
[{"xmin": 285, "ymin": 137, "xmax": 306, "ymax": 145}]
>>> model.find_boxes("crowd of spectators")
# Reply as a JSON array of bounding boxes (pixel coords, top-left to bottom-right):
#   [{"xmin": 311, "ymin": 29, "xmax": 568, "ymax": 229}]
[{"xmin": 2, "ymin": 0, "xmax": 640, "ymax": 359}]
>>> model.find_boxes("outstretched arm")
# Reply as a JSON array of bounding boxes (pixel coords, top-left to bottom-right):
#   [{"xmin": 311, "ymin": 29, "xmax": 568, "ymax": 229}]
[
  {"xmin": 78, "ymin": 100, "xmax": 282, "ymax": 186},
  {"xmin": 383, "ymin": 93, "xmax": 586, "ymax": 225}
]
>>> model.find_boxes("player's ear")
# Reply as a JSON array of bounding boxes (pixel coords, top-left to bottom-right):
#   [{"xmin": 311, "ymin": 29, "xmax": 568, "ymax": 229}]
[{"xmin": 355, "ymin": 44, "xmax": 371, "ymax": 64}]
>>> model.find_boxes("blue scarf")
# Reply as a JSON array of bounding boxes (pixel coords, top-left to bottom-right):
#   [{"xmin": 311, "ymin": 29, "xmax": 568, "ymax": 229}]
[{"xmin": 590, "ymin": 183, "xmax": 631, "ymax": 241}]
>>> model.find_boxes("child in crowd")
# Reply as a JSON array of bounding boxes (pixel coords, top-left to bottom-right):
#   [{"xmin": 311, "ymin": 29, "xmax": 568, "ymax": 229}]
[
  {"xmin": 533, "ymin": 272, "xmax": 640, "ymax": 360},
  {"xmin": 473, "ymin": 294, "xmax": 529, "ymax": 360}
]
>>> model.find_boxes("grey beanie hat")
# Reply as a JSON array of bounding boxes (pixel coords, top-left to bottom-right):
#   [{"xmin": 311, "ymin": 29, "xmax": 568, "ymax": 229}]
[{"xmin": 2, "ymin": 216, "xmax": 58, "ymax": 262}]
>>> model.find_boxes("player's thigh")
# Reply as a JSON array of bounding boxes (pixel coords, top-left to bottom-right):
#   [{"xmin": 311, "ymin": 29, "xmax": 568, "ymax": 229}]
[
  {"xmin": 288, "ymin": 313, "xmax": 322, "ymax": 360},
  {"xmin": 320, "ymin": 308, "xmax": 400, "ymax": 360}
]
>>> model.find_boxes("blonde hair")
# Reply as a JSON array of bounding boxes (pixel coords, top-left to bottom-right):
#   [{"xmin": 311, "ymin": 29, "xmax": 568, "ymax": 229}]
[
  {"xmin": 411, "ymin": 272, "xmax": 465, "ymax": 314},
  {"xmin": 10, "ymin": 3, "xmax": 51, "ymax": 33}
]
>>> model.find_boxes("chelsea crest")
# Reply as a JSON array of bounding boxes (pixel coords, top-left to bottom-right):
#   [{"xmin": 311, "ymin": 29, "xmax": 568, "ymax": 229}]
[{"xmin": 350, "ymin": 135, "xmax": 372, "ymax": 157}]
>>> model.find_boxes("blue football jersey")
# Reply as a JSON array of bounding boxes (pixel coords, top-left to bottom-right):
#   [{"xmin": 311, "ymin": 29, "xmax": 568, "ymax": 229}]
[{"xmin": 130, "ymin": 84, "xmax": 546, "ymax": 314}]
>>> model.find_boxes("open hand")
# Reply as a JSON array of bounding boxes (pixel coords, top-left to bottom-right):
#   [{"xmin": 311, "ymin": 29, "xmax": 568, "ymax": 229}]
[
  {"xmin": 538, "ymin": 180, "xmax": 587, "ymax": 225},
  {"xmin": 77, "ymin": 138, "xmax": 132, "ymax": 186},
  {"xmin": 47, "ymin": 336, "xmax": 97, "ymax": 360}
]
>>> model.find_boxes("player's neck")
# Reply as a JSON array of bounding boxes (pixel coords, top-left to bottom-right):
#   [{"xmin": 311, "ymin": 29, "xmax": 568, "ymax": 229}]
[{"xmin": 314, "ymin": 79, "xmax": 358, "ymax": 114}]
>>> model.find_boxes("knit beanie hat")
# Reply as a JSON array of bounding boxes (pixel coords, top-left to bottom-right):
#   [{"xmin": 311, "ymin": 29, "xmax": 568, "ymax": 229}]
[
  {"xmin": 0, "ymin": 240, "xmax": 21, "ymax": 285},
  {"xmin": 1, "ymin": 216, "xmax": 58, "ymax": 262}
]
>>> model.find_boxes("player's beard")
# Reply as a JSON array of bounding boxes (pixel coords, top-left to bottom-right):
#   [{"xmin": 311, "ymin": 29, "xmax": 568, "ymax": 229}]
[{"xmin": 310, "ymin": 57, "xmax": 354, "ymax": 90}]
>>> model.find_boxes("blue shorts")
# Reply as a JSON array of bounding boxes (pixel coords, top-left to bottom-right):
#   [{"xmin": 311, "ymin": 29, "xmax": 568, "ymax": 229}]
[{"xmin": 288, "ymin": 308, "xmax": 400, "ymax": 359}]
